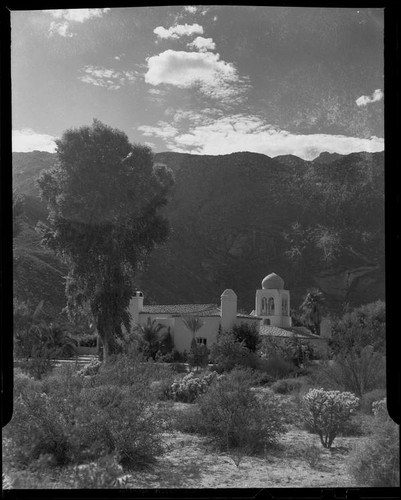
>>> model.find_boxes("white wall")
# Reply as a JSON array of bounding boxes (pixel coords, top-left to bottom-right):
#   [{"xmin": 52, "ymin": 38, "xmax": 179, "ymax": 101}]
[{"xmin": 173, "ymin": 316, "xmax": 221, "ymax": 352}]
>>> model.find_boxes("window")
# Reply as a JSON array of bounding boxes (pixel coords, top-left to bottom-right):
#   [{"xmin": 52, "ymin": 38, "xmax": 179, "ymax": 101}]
[
  {"xmin": 261, "ymin": 297, "xmax": 267, "ymax": 315},
  {"xmin": 268, "ymin": 297, "xmax": 275, "ymax": 315},
  {"xmin": 264, "ymin": 319, "xmax": 270, "ymax": 325},
  {"xmin": 196, "ymin": 337, "xmax": 207, "ymax": 345}
]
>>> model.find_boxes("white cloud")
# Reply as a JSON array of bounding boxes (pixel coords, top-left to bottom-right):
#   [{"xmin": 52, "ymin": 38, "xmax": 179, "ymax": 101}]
[
  {"xmin": 145, "ymin": 49, "xmax": 249, "ymax": 103},
  {"xmin": 153, "ymin": 23, "xmax": 204, "ymax": 40},
  {"xmin": 12, "ymin": 129, "xmax": 57, "ymax": 153},
  {"xmin": 146, "ymin": 50, "xmax": 234, "ymax": 86},
  {"xmin": 49, "ymin": 21, "xmax": 74, "ymax": 38},
  {"xmin": 78, "ymin": 66, "xmax": 137, "ymax": 90},
  {"xmin": 184, "ymin": 6, "xmax": 198, "ymax": 14},
  {"xmin": 45, "ymin": 8, "xmax": 110, "ymax": 23},
  {"xmin": 356, "ymin": 89, "xmax": 384, "ymax": 107},
  {"xmin": 138, "ymin": 113, "xmax": 384, "ymax": 160},
  {"xmin": 187, "ymin": 36, "xmax": 216, "ymax": 52},
  {"xmin": 44, "ymin": 8, "xmax": 110, "ymax": 37}
]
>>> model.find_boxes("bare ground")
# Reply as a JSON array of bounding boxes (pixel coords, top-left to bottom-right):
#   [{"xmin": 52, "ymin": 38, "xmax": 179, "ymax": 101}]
[
  {"xmin": 123, "ymin": 427, "xmax": 363, "ymax": 489},
  {"xmin": 3, "ymin": 426, "xmax": 364, "ymax": 489}
]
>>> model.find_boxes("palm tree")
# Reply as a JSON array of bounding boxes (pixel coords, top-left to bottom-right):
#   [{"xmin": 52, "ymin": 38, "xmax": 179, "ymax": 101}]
[
  {"xmin": 182, "ymin": 315, "xmax": 204, "ymax": 371},
  {"xmin": 300, "ymin": 288, "xmax": 325, "ymax": 336},
  {"xmin": 138, "ymin": 317, "xmax": 166, "ymax": 360},
  {"xmin": 182, "ymin": 315, "xmax": 204, "ymax": 341},
  {"xmin": 14, "ymin": 299, "xmax": 78, "ymax": 378}
]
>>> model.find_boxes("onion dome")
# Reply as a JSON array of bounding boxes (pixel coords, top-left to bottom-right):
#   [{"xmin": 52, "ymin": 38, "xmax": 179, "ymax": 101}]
[{"xmin": 261, "ymin": 273, "xmax": 284, "ymax": 290}]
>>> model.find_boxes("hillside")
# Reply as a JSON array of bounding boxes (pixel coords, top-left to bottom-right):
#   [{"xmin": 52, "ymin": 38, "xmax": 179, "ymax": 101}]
[{"xmin": 12, "ymin": 150, "xmax": 385, "ymax": 317}]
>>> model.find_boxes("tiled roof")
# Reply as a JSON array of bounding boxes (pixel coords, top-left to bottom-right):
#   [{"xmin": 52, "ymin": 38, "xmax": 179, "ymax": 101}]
[
  {"xmin": 237, "ymin": 313, "xmax": 263, "ymax": 320},
  {"xmin": 140, "ymin": 303, "xmax": 219, "ymax": 315},
  {"xmin": 259, "ymin": 325, "xmax": 324, "ymax": 339}
]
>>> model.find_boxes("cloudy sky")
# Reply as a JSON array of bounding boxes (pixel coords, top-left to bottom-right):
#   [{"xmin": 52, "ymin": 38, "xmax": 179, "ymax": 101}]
[{"xmin": 12, "ymin": 6, "xmax": 384, "ymax": 160}]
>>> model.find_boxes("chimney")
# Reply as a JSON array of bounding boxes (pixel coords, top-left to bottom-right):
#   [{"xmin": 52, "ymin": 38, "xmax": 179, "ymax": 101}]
[
  {"xmin": 129, "ymin": 290, "xmax": 144, "ymax": 325},
  {"xmin": 220, "ymin": 289, "xmax": 237, "ymax": 333}
]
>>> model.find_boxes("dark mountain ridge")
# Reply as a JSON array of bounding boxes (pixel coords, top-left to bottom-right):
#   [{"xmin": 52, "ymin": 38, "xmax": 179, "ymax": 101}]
[{"xmin": 12, "ymin": 150, "xmax": 384, "ymax": 318}]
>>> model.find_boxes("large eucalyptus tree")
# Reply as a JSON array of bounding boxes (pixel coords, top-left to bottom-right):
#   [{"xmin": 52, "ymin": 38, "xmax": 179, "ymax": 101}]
[{"xmin": 37, "ymin": 119, "xmax": 174, "ymax": 361}]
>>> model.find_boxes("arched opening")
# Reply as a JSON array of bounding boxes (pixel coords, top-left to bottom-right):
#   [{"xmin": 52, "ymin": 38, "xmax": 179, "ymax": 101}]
[
  {"xmin": 261, "ymin": 297, "xmax": 268, "ymax": 315},
  {"xmin": 267, "ymin": 297, "xmax": 275, "ymax": 315}
]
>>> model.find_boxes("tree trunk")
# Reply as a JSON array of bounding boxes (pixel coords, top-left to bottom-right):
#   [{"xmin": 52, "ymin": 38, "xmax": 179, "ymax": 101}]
[{"xmin": 97, "ymin": 321, "xmax": 112, "ymax": 363}]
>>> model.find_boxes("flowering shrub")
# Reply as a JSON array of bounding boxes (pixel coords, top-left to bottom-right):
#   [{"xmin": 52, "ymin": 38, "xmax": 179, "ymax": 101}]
[
  {"xmin": 74, "ymin": 455, "xmax": 130, "ymax": 488},
  {"xmin": 171, "ymin": 372, "xmax": 217, "ymax": 403},
  {"xmin": 302, "ymin": 388, "xmax": 359, "ymax": 448},
  {"xmin": 372, "ymin": 397, "xmax": 387, "ymax": 417},
  {"xmin": 77, "ymin": 359, "xmax": 102, "ymax": 377},
  {"xmin": 360, "ymin": 388, "xmax": 387, "ymax": 414}
]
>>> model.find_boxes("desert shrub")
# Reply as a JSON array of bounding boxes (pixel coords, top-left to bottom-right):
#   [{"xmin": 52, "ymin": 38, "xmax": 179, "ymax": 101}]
[
  {"xmin": 171, "ymin": 372, "xmax": 217, "ymax": 403},
  {"xmin": 347, "ymin": 400, "xmax": 399, "ymax": 487},
  {"xmin": 170, "ymin": 362, "xmax": 188, "ymax": 373},
  {"xmin": 5, "ymin": 390, "xmax": 76, "ymax": 466},
  {"xmin": 77, "ymin": 358, "xmax": 102, "ymax": 377},
  {"xmin": 195, "ymin": 368, "xmax": 286, "ymax": 454},
  {"xmin": 257, "ymin": 356, "xmax": 295, "ymax": 380},
  {"xmin": 302, "ymin": 388, "xmax": 359, "ymax": 448},
  {"xmin": 258, "ymin": 335, "xmax": 314, "ymax": 368},
  {"xmin": 360, "ymin": 388, "xmax": 387, "ymax": 414},
  {"xmin": 231, "ymin": 323, "xmax": 261, "ymax": 352},
  {"xmin": 74, "ymin": 455, "xmax": 130, "ymax": 488},
  {"xmin": 13, "ymin": 368, "xmax": 44, "ymax": 396},
  {"xmin": 302, "ymin": 444, "xmax": 323, "ymax": 469},
  {"xmin": 338, "ymin": 412, "xmax": 372, "ymax": 437},
  {"xmin": 6, "ymin": 359, "xmax": 165, "ymax": 470},
  {"xmin": 308, "ymin": 348, "xmax": 386, "ymax": 398},
  {"xmin": 74, "ymin": 383, "xmax": 164, "ymax": 469},
  {"xmin": 149, "ymin": 379, "xmax": 174, "ymax": 401},
  {"xmin": 271, "ymin": 377, "xmax": 304, "ymax": 394},
  {"xmin": 168, "ymin": 404, "xmax": 203, "ymax": 434},
  {"xmin": 210, "ymin": 331, "xmax": 259, "ymax": 372},
  {"xmin": 94, "ymin": 351, "xmax": 172, "ymax": 389}
]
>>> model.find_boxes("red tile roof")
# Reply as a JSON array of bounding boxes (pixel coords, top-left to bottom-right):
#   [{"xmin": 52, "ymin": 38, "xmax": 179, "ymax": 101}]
[
  {"xmin": 139, "ymin": 304, "xmax": 261, "ymax": 320},
  {"xmin": 140, "ymin": 303, "xmax": 219, "ymax": 315},
  {"xmin": 259, "ymin": 325, "xmax": 324, "ymax": 339}
]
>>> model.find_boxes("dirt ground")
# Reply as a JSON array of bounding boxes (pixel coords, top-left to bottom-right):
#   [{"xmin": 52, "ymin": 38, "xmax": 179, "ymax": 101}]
[
  {"xmin": 3, "ymin": 426, "xmax": 364, "ymax": 489},
  {"xmin": 123, "ymin": 427, "xmax": 363, "ymax": 489}
]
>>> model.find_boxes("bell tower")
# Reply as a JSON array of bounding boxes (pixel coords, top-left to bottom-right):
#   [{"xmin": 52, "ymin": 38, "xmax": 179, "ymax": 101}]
[{"xmin": 255, "ymin": 273, "xmax": 291, "ymax": 328}]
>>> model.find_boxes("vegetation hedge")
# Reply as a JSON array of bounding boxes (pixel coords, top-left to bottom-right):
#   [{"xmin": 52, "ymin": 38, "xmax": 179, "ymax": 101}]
[
  {"xmin": 5, "ymin": 359, "xmax": 165, "ymax": 471},
  {"xmin": 347, "ymin": 400, "xmax": 399, "ymax": 487}
]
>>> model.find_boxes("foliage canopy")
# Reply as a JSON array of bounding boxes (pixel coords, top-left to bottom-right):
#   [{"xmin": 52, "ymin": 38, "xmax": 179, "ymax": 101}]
[{"xmin": 37, "ymin": 120, "xmax": 174, "ymax": 360}]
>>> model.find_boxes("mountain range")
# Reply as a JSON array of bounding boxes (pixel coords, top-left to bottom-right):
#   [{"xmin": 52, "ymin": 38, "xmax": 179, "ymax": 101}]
[{"xmin": 12, "ymin": 150, "xmax": 385, "ymax": 319}]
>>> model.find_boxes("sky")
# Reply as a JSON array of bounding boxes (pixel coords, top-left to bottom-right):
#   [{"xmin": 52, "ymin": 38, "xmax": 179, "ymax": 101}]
[{"xmin": 11, "ymin": 6, "xmax": 384, "ymax": 160}]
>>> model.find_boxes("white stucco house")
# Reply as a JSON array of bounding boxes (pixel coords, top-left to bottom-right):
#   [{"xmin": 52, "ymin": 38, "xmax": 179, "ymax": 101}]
[{"xmin": 128, "ymin": 272, "xmax": 327, "ymax": 353}]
